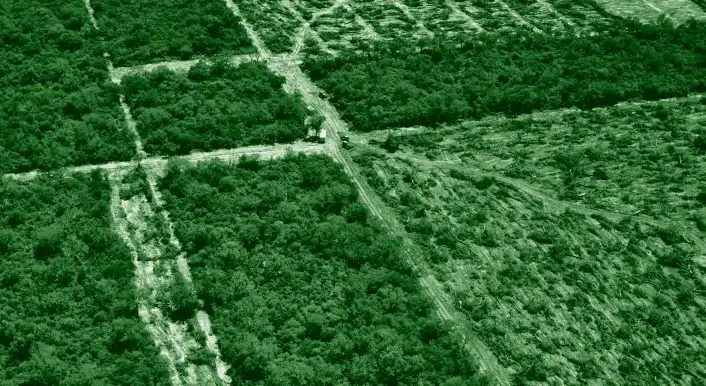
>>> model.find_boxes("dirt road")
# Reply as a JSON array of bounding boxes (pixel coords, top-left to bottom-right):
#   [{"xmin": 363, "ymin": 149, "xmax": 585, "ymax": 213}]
[{"xmin": 218, "ymin": 1, "xmax": 511, "ymax": 383}]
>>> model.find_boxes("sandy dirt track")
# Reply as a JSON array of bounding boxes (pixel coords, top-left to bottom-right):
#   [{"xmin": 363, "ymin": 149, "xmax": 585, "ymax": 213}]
[
  {"xmin": 218, "ymin": 1, "xmax": 512, "ymax": 382},
  {"xmin": 3, "ymin": 142, "xmax": 328, "ymax": 181}
]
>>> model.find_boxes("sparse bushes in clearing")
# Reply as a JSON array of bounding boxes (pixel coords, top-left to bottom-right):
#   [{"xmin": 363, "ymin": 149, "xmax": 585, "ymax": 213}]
[{"xmin": 362, "ymin": 151, "xmax": 706, "ymax": 385}]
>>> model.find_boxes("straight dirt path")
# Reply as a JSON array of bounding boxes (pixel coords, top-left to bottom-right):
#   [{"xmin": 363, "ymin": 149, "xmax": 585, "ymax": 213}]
[
  {"xmin": 445, "ymin": 0, "xmax": 485, "ymax": 32},
  {"xmin": 220, "ymin": 1, "xmax": 511, "ymax": 384},
  {"xmin": 280, "ymin": 0, "xmax": 337, "ymax": 55},
  {"xmin": 3, "ymin": 143, "xmax": 328, "ymax": 181},
  {"xmin": 110, "ymin": 172, "xmax": 225, "ymax": 385},
  {"xmin": 392, "ymin": 0, "xmax": 434, "ymax": 37},
  {"xmin": 109, "ymin": 54, "xmax": 260, "ymax": 84},
  {"xmin": 495, "ymin": 0, "xmax": 543, "ymax": 33}
]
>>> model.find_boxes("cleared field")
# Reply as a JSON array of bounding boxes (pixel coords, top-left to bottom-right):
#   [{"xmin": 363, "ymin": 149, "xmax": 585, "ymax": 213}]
[
  {"xmin": 310, "ymin": 5, "xmax": 376, "ymax": 52},
  {"xmin": 121, "ymin": 60, "xmax": 311, "ymax": 156},
  {"xmin": 0, "ymin": 0, "xmax": 136, "ymax": 174},
  {"xmin": 157, "ymin": 154, "xmax": 486, "ymax": 385},
  {"xmin": 92, "ymin": 0, "xmax": 254, "ymax": 67},
  {"xmin": 351, "ymin": 100, "xmax": 706, "ymax": 384},
  {"xmin": 304, "ymin": 22, "xmax": 706, "ymax": 132},
  {"xmin": 594, "ymin": 0, "xmax": 706, "ymax": 23},
  {"xmin": 417, "ymin": 98, "xmax": 706, "ymax": 223},
  {"xmin": 548, "ymin": 0, "xmax": 620, "ymax": 30},
  {"xmin": 237, "ymin": 0, "xmax": 301, "ymax": 53},
  {"xmin": 0, "ymin": 172, "xmax": 171, "ymax": 385}
]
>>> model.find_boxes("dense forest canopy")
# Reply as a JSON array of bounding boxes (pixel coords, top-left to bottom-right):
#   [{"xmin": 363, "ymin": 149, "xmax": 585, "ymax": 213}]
[
  {"xmin": 303, "ymin": 19, "xmax": 706, "ymax": 132},
  {"xmin": 0, "ymin": 0, "xmax": 136, "ymax": 174},
  {"xmin": 92, "ymin": 0, "xmax": 254, "ymax": 67},
  {"xmin": 0, "ymin": 172, "xmax": 170, "ymax": 385},
  {"xmin": 157, "ymin": 155, "xmax": 485, "ymax": 385},
  {"xmin": 121, "ymin": 61, "xmax": 310, "ymax": 156}
]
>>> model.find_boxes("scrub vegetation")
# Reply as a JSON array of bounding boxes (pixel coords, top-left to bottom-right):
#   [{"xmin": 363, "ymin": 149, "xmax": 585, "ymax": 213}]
[{"xmin": 351, "ymin": 99, "xmax": 706, "ymax": 385}]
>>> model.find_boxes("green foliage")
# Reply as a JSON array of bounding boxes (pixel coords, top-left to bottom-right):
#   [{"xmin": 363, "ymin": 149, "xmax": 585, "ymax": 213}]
[
  {"xmin": 92, "ymin": 0, "xmax": 254, "ymax": 67},
  {"xmin": 164, "ymin": 273, "xmax": 200, "ymax": 322},
  {"xmin": 119, "ymin": 164, "xmax": 153, "ymax": 201},
  {"xmin": 0, "ymin": 172, "xmax": 170, "ymax": 385},
  {"xmin": 0, "ymin": 0, "xmax": 136, "ymax": 174},
  {"xmin": 122, "ymin": 61, "xmax": 308, "ymax": 156},
  {"xmin": 158, "ymin": 154, "xmax": 477, "ymax": 384},
  {"xmin": 304, "ymin": 21, "xmax": 706, "ymax": 131}
]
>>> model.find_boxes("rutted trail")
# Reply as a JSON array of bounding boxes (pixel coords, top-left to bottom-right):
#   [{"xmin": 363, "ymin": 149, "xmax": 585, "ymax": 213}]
[
  {"xmin": 536, "ymin": 0, "xmax": 576, "ymax": 28},
  {"xmin": 340, "ymin": 0, "xmax": 381, "ymax": 40},
  {"xmin": 281, "ymin": 0, "xmax": 337, "ymax": 55},
  {"xmin": 221, "ymin": 2, "xmax": 511, "ymax": 381},
  {"xmin": 141, "ymin": 165, "xmax": 232, "ymax": 385}
]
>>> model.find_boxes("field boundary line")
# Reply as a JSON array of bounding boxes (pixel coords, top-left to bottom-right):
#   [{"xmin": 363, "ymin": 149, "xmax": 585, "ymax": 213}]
[
  {"xmin": 340, "ymin": 0, "xmax": 382, "ymax": 40},
  {"xmin": 80, "ymin": 1, "xmax": 240, "ymax": 383},
  {"xmin": 495, "ymin": 0, "xmax": 544, "ymax": 33},
  {"xmin": 281, "ymin": 0, "xmax": 338, "ymax": 55},
  {"xmin": 445, "ymin": 0, "xmax": 485, "ymax": 32},
  {"xmin": 108, "ymin": 176, "xmax": 187, "ymax": 386},
  {"xmin": 354, "ymin": 93, "xmax": 706, "ymax": 141},
  {"xmin": 140, "ymin": 164, "xmax": 233, "ymax": 383},
  {"xmin": 392, "ymin": 0, "xmax": 434, "ymax": 37},
  {"xmin": 109, "ymin": 54, "xmax": 261, "ymax": 84}
]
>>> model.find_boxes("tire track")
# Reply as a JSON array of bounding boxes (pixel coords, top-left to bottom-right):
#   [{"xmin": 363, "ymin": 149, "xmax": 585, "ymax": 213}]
[{"xmin": 280, "ymin": 0, "xmax": 338, "ymax": 55}]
